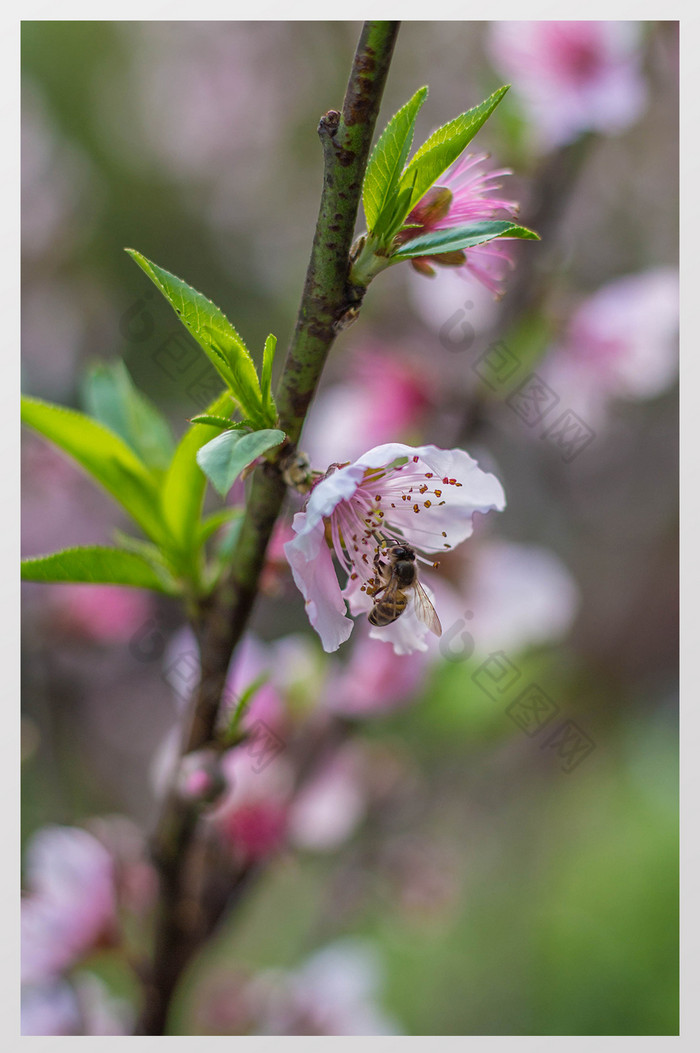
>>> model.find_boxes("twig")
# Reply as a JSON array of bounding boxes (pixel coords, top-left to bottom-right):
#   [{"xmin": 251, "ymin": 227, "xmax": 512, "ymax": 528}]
[{"xmin": 136, "ymin": 20, "xmax": 400, "ymax": 1035}]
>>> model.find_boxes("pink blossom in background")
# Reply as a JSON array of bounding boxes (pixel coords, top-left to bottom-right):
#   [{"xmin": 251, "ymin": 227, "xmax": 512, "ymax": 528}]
[
  {"xmin": 211, "ymin": 747, "xmax": 294, "ymax": 863},
  {"xmin": 260, "ymin": 519, "xmax": 296, "ymax": 595},
  {"xmin": 323, "ymin": 630, "xmax": 429, "ymax": 717},
  {"xmin": 163, "ymin": 628, "xmax": 301, "ymax": 732},
  {"xmin": 488, "ymin": 21, "xmax": 647, "ymax": 149},
  {"xmin": 399, "ymin": 154, "xmax": 519, "ymax": 296},
  {"xmin": 301, "ymin": 347, "xmax": 435, "ymax": 466},
  {"xmin": 155, "ymin": 630, "xmax": 310, "ymax": 804},
  {"xmin": 249, "ymin": 938, "xmax": 401, "ymax": 1035},
  {"xmin": 284, "ymin": 443, "xmax": 505, "ymax": 654},
  {"xmin": 417, "ymin": 540, "xmax": 579, "ymax": 660},
  {"xmin": 540, "ymin": 268, "xmax": 679, "ymax": 428},
  {"xmin": 47, "ymin": 583, "xmax": 153, "ymax": 644},
  {"xmin": 455, "ymin": 541, "xmax": 579, "ymax": 656},
  {"xmin": 22, "ymin": 974, "xmax": 131, "ymax": 1036},
  {"xmin": 287, "ymin": 744, "xmax": 368, "ymax": 852},
  {"xmin": 21, "ymin": 826, "xmax": 118, "ymax": 985},
  {"xmin": 407, "ymin": 264, "xmax": 502, "ymax": 350}
]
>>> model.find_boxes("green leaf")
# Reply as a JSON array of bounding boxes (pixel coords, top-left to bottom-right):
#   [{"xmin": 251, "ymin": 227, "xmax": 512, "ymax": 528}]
[
  {"xmin": 261, "ymin": 334, "xmax": 277, "ymax": 420},
  {"xmin": 222, "ymin": 672, "xmax": 271, "ymax": 747},
  {"xmin": 125, "ymin": 250, "xmax": 266, "ymax": 426},
  {"xmin": 398, "ymin": 86, "xmax": 510, "ymax": 216},
  {"xmin": 196, "ymin": 428, "xmax": 285, "ymax": 498},
  {"xmin": 189, "ymin": 415, "xmax": 251, "ymax": 431},
  {"xmin": 82, "ymin": 360, "xmax": 175, "ymax": 473},
  {"xmin": 21, "ymin": 396, "xmax": 166, "ymax": 545},
  {"xmin": 21, "ymin": 546, "xmax": 176, "ymax": 593},
  {"xmin": 159, "ymin": 391, "xmax": 234, "ymax": 562},
  {"xmin": 391, "ymin": 219, "xmax": 539, "ymax": 261},
  {"xmin": 198, "ymin": 506, "xmax": 245, "ymax": 547},
  {"xmin": 363, "ymin": 86, "xmax": 428, "ymax": 236}
]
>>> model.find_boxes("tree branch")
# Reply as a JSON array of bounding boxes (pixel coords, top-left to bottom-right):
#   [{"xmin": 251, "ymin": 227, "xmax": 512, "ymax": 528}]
[{"xmin": 136, "ymin": 20, "xmax": 400, "ymax": 1035}]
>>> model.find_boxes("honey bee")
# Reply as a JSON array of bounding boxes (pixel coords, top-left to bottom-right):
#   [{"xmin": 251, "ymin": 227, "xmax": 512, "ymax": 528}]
[{"xmin": 368, "ymin": 541, "xmax": 442, "ymax": 637}]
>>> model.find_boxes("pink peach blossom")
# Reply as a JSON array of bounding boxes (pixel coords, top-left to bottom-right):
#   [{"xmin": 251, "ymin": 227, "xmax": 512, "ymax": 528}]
[
  {"xmin": 489, "ymin": 21, "xmax": 647, "ymax": 149},
  {"xmin": 21, "ymin": 826, "xmax": 118, "ymax": 984},
  {"xmin": 287, "ymin": 744, "xmax": 368, "ymax": 852},
  {"xmin": 284, "ymin": 443, "xmax": 505, "ymax": 654},
  {"xmin": 210, "ymin": 747, "xmax": 294, "ymax": 863},
  {"xmin": 250, "ymin": 938, "xmax": 401, "ymax": 1035},
  {"xmin": 400, "ymin": 154, "xmax": 519, "ymax": 295},
  {"xmin": 540, "ymin": 268, "xmax": 679, "ymax": 427},
  {"xmin": 49, "ymin": 583, "xmax": 153, "ymax": 644},
  {"xmin": 323, "ymin": 630, "xmax": 429, "ymax": 717}
]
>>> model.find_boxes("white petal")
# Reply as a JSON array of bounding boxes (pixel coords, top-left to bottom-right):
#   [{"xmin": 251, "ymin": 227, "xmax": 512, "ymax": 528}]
[
  {"xmin": 380, "ymin": 446, "xmax": 506, "ymax": 552},
  {"xmin": 299, "ymin": 462, "xmax": 367, "ymax": 534},
  {"xmin": 284, "ymin": 515, "xmax": 354, "ymax": 653}
]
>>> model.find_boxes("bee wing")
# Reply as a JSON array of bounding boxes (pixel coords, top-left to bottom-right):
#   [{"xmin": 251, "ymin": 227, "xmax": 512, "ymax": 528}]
[{"xmin": 412, "ymin": 580, "xmax": 442, "ymax": 637}]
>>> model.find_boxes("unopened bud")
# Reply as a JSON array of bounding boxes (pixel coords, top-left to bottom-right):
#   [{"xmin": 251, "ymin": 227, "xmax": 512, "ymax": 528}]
[{"xmin": 177, "ymin": 749, "xmax": 227, "ymax": 806}]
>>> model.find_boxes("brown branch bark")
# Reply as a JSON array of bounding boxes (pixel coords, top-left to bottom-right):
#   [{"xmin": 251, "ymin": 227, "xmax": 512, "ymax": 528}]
[{"xmin": 135, "ymin": 20, "xmax": 400, "ymax": 1035}]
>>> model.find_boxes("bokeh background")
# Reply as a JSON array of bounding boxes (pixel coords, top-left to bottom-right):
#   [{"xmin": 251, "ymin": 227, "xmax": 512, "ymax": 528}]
[{"xmin": 21, "ymin": 21, "xmax": 678, "ymax": 1035}]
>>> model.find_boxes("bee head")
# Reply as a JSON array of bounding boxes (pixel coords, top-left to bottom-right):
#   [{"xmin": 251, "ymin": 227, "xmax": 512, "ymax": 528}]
[{"xmin": 388, "ymin": 544, "xmax": 414, "ymax": 561}]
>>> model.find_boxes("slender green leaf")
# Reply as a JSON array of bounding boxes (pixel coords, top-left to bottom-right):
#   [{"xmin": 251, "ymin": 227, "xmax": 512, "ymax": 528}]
[
  {"xmin": 21, "ymin": 396, "xmax": 166, "ymax": 544},
  {"xmin": 222, "ymin": 672, "xmax": 271, "ymax": 747},
  {"xmin": 261, "ymin": 334, "xmax": 277, "ymax": 420},
  {"xmin": 125, "ymin": 250, "xmax": 265, "ymax": 425},
  {"xmin": 189, "ymin": 415, "xmax": 250, "ymax": 431},
  {"xmin": 198, "ymin": 506, "xmax": 245, "ymax": 547},
  {"xmin": 21, "ymin": 546, "xmax": 176, "ymax": 593},
  {"xmin": 159, "ymin": 391, "xmax": 233, "ymax": 560},
  {"xmin": 82, "ymin": 360, "xmax": 174, "ymax": 472},
  {"xmin": 363, "ymin": 86, "xmax": 428, "ymax": 235},
  {"xmin": 398, "ymin": 86, "xmax": 510, "ymax": 216},
  {"xmin": 212, "ymin": 512, "xmax": 245, "ymax": 563},
  {"xmin": 196, "ymin": 428, "xmax": 285, "ymax": 498},
  {"xmin": 391, "ymin": 219, "xmax": 539, "ymax": 261},
  {"xmin": 112, "ymin": 530, "xmax": 180, "ymax": 576}
]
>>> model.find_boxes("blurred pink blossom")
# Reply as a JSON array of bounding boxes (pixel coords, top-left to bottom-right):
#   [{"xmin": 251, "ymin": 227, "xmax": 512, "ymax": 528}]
[
  {"xmin": 287, "ymin": 744, "xmax": 368, "ymax": 852},
  {"xmin": 21, "ymin": 826, "xmax": 118, "ymax": 985},
  {"xmin": 47, "ymin": 584, "xmax": 153, "ymax": 644},
  {"xmin": 260, "ymin": 519, "xmax": 296, "ymax": 595},
  {"xmin": 211, "ymin": 747, "xmax": 294, "ymax": 863},
  {"xmin": 22, "ymin": 974, "xmax": 131, "ymax": 1036},
  {"xmin": 540, "ymin": 268, "xmax": 679, "ymax": 427},
  {"xmin": 488, "ymin": 21, "xmax": 647, "ymax": 149},
  {"xmin": 322, "ymin": 630, "xmax": 429, "ymax": 717},
  {"xmin": 399, "ymin": 154, "xmax": 519, "ymax": 295},
  {"xmin": 249, "ymin": 938, "xmax": 400, "ymax": 1035},
  {"xmin": 163, "ymin": 627, "xmax": 319, "ymax": 731},
  {"xmin": 459, "ymin": 540, "xmax": 579, "ymax": 655},
  {"xmin": 427, "ymin": 540, "xmax": 579, "ymax": 659}
]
